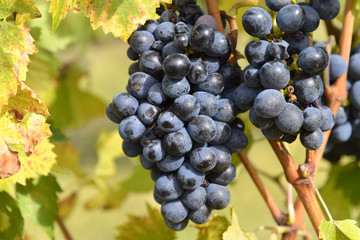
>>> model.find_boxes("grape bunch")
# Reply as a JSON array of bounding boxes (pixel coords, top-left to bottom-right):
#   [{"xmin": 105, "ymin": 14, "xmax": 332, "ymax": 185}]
[
  {"xmin": 235, "ymin": 0, "xmax": 338, "ymax": 150},
  {"xmin": 106, "ymin": 0, "xmax": 247, "ymax": 231},
  {"xmin": 323, "ymin": 44, "xmax": 360, "ymax": 162}
]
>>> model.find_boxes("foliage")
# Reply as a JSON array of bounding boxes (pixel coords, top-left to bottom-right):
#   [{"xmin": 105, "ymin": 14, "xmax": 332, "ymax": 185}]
[{"xmin": 319, "ymin": 219, "xmax": 360, "ymax": 240}]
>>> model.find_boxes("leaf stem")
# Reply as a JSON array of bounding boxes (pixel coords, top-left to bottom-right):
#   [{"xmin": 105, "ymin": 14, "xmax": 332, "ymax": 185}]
[
  {"xmin": 237, "ymin": 152, "xmax": 287, "ymax": 225},
  {"xmin": 308, "ymin": 177, "xmax": 333, "ymax": 222},
  {"xmin": 56, "ymin": 214, "xmax": 74, "ymax": 240}
]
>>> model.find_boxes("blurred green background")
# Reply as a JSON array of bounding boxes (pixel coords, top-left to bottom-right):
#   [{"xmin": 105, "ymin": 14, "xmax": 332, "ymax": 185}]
[{"xmin": 23, "ymin": 0, "xmax": 358, "ymax": 239}]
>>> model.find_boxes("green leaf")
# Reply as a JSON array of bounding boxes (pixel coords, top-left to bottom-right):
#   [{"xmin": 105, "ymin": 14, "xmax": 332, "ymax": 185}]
[
  {"xmin": 0, "ymin": 0, "xmax": 17, "ymax": 19},
  {"xmin": 195, "ymin": 215, "xmax": 230, "ymax": 240},
  {"xmin": 16, "ymin": 174, "xmax": 61, "ymax": 239},
  {"xmin": 319, "ymin": 219, "xmax": 360, "ymax": 240},
  {"xmin": 13, "ymin": 0, "xmax": 41, "ymax": 24},
  {"xmin": 47, "ymin": 0, "xmax": 72, "ymax": 33},
  {"xmin": 0, "ymin": 191, "xmax": 24, "ymax": 240},
  {"xmin": 116, "ymin": 203, "xmax": 176, "ymax": 240},
  {"xmin": 120, "ymin": 166, "xmax": 154, "ymax": 193},
  {"xmin": 0, "ymin": 22, "xmax": 37, "ymax": 110},
  {"xmin": 223, "ymin": 208, "xmax": 258, "ymax": 240}
]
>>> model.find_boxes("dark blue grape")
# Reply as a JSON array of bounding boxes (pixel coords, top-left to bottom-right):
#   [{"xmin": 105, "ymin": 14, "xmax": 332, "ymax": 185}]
[
  {"xmin": 106, "ymin": 104, "xmax": 122, "ymax": 123},
  {"xmin": 160, "ymin": 10, "xmax": 179, "ymax": 23},
  {"xmin": 179, "ymin": 4, "xmax": 204, "ymax": 25},
  {"xmin": 154, "ymin": 173, "xmax": 184, "ymax": 200},
  {"xmin": 275, "ymin": 103, "xmax": 303, "ymax": 134},
  {"xmin": 182, "ymin": 187, "xmax": 207, "ymax": 210},
  {"xmin": 172, "ymin": 94, "xmax": 200, "ymax": 122},
  {"xmin": 209, "ymin": 146, "xmax": 231, "ymax": 173},
  {"xmin": 163, "ymin": 54, "xmax": 191, "ymax": 80},
  {"xmin": 190, "ymin": 147, "xmax": 216, "ymax": 172},
  {"xmin": 332, "ymin": 122, "xmax": 352, "ymax": 143},
  {"xmin": 312, "ymin": 0, "xmax": 340, "ymax": 20},
  {"xmin": 177, "ymin": 161, "xmax": 205, "ymax": 190},
  {"xmin": 128, "ymin": 62, "xmax": 140, "ymax": 75},
  {"xmin": 164, "ymin": 218, "xmax": 189, "ymax": 231},
  {"xmin": 140, "ymin": 154, "xmax": 156, "ymax": 170},
  {"xmin": 281, "ymin": 133, "xmax": 297, "ymax": 143},
  {"xmin": 254, "ymin": 89, "xmax": 286, "ymax": 118},
  {"xmin": 139, "ymin": 50, "xmax": 164, "ymax": 79},
  {"xmin": 245, "ymin": 40, "xmax": 272, "ymax": 67},
  {"xmin": 157, "ymin": 111, "xmax": 184, "ymax": 133},
  {"xmin": 224, "ymin": 128, "xmax": 248, "ymax": 153},
  {"xmin": 218, "ymin": 64, "xmax": 240, "ymax": 90},
  {"xmin": 151, "ymin": 40, "xmax": 165, "ymax": 52},
  {"xmin": 206, "ymin": 183, "xmax": 230, "ymax": 209},
  {"xmin": 146, "ymin": 83, "xmax": 168, "ymax": 106},
  {"xmin": 207, "ymin": 32, "xmax": 231, "ymax": 58},
  {"xmin": 163, "ymin": 127, "xmax": 192, "ymax": 156},
  {"xmin": 261, "ymin": 124, "xmax": 284, "ymax": 140},
  {"xmin": 299, "ymin": 4, "xmax": 320, "ymax": 32},
  {"xmin": 195, "ymin": 73, "xmax": 224, "ymax": 95},
  {"xmin": 335, "ymin": 106, "xmax": 349, "ymax": 126},
  {"xmin": 195, "ymin": 15, "xmax": 218, "ymax": 31},
  {"xmin": 233, "ymin": 83, "xmax": 262, "ymax": 112},
  {"xmin": 175, "ymin": 21, "xmax": 190, "ymax": 34},
  {"xmin": 249, "ymin": 107, "xmax": 274, "ymax": 129},
  {"xmin": 150, "ymin": 167, "xmax": 164, "ymax": 182},
  {"xmin": 174, "ymin": 33, "xmax": 189, "ymax": 48},
  {"xmin": 349, "ymin": 53, "xmax": 360, "ymax": 81},
  {"xmin": 162, "ymin": 41, "xmax": 185, "ymax": 59},
  {"xmin": 300, "ymin": 128, "xmax": 323, "ymax": 150},
  {"xmin": 276, "ymin": 4, "xmax": 305, "ymax": 33},
  {"xmin": 127, "ymin": 72, "xmax": 159, "ymax": 99},
  {"xmin": 284, "ymin": 33, "xmax": 309, "ymax": 55},
  {"xmin": 139, "ymin": 19, "xmax": 159, "ymax": 34},
  {"xmin": 319, "ymin": 105, "xmax": 335, "ymax": 131},
  {"xmin": 242, "ymin": 7, "xmax": 272, "ymax": 37},
  {"xmin": 260, "ymin": 61, "xmax": 290, "ymax": 90},
  {"xmin": 118, "ymin": 116, "xmax": 146, "ymax": 141},
  {"xmin": 190, "ymin": 24, "xmax": 214, "ymax": 52},
  {"xmin": 192, "ymin": 91, "xmax": 219, "ymax": 117},
  {"xmin": 303, "ymin": 107, "xmax": 322, "ymax": 132},
  {"xmin": 202, "ymin": 56, "xmax": 220, "ymax": 73},
  {"xmin": 187, "ymin": 115, "xmax": 217, "ymax": 143},
  {"xmin": 162, "ymin": 75, "xmax": 190, "ymax": 98},
  {"xmin": 293, "ymin": 75, "xmax": 321, "ymax": 104},
  {"xmin": 350, "ymin": 81, "xmax": 360, "ymax": 109},
  {"xmin": 130, "ymin": 31, "xmax": 155, "ymax": 54},
  {"xmin": 268, "ymin": 40, "xmax": 290, "ymax": 60},
  {"xmin": 157, "ymin": 154, "xmax": 185, "ymax": 172},
  {"xmin": 154, "ymin": 22, "xmax": 175, "ymax": 44},
  {"xmin": 188, "ymin": 204, "xmax": 211, "ymax": 224},
  {"xmin": 298, "ymin": 46, "xmax": 329, "ymax": 75},
  {"xmin": 207, "ymin": 163, "xmax": 236, "ymax": 186},
  {"xmin": 127, "ymin": 47, "xmax": 139, "ymax": 61},
  {"xmin": 188, "ymin": 60, "xmax": 208, "ymax": 84},
  {"xmin": 161, "ymin": 199, "xmax": 188, "ymax": 223},
  {"xmin": 137, "ymin": 102, "xmax": 160, "ymax": 125},
  {"xmin": 143, "ymin": 139, "xmax": 166, "ymax": 162},
  {"xmin": 213, "ymin": 99, "xmax": 237, "ymax": 123},
  {"xmin": 209, "ymin": 121, "xmax": 231, "ymax": 145},
  {"xmin": 122, "ymin": 141, "xmax": 142, "ymax": 157},
  {"xmin": 153, "ymin": 190, "xmax": 163, "ymax": 204},
  {"xmin": 112, "ymin": 92, "xmax": 139, "ymax": 118}
]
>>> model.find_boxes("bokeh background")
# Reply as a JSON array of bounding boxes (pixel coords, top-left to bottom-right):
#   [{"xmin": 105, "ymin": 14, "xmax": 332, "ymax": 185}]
[{"xmin": 24, "ymin": 0, "xmax": 358, "ymax": 239}]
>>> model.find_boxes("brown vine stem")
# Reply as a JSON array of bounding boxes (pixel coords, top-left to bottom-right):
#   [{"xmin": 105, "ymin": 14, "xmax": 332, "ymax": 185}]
[
  {"xmin": 56, "ymin": 214, "xmax": 74, "ymax": 240},
  {"xmin": 268, "ymin": 139, "xmax": 325, "ymax": 236},
  {"xmin": 206, "ymin": 0, "xmax": 225, "ymax": 34},
  {"xmin": 220, "ymin": 10, "xmax": 239, "ymax": 65},
  {"xmin": 237, "ymin": 152, "xmax": 288, "ymax": 225},
  {"xmin": 282, "ymin": 198, "xmax": 306, "ymax": 240}
]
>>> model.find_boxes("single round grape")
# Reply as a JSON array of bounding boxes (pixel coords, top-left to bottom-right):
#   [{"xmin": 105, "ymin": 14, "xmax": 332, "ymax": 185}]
[
  {"xmin": 275, "ymin": 103, "xmax": 304, "ymax": 134},
  {"xmin": 151, "ymin": 39, "xmax": 165, "ymax": 52},
  {"xmin": 175, "ymin": 21, "xmax": 190, "ymax": 34},
  {"xmin": 112, "ymin": 92, "xmax": 139, "ymax": 119},
  {"xmin": 249, "ymin": 107, "xmax": 274, "ymax": 129},
  {"xmin": 192, "ymin": 91, "xmax": 219, "ymax": 117},
  {"xmin": 293, "ymin": 75, "xmax": 321, "ymax": 104},
  {"xmin": 162, "ymin": 54, "xmax": 191, "ymax": 80},
  {"xmin": 312, "ymin": 0, "xmax": 340, "ymax": 21},
  {"xmin": 139, "ymin": 50, "xmax": 164, "ymax": 79},
  {"xmin": 130, "ymin": 30, "xmax": 155, "ymax": 54},
  {"xmin": 349, "ymin": 53, "xmax": 360, "ymax": 81},
  {"xmin": 335, "ymin": 106, "xmax": 348, "ymax": 126},
  {"xmin": 137, "ymin": 102, "xmax": 161, "ymax": 125},
  {"xmin": 190, "ymin": 147, "xmax": 217, "ymax": 172},
  {"xmin": 164, "ymin": 218, "xmax": 189, "ymax": 231},
  {"xmin": 106, "ymin": 104, "xmax": 122, "ymax": 123},
  {"xmin": 241, "ymin": 65, "xmax": 261, "ymax": 88},
  {"xmin": 118, "ymin": 116, "xmax": 146, "ymax": 141},
  {"xmin": 127, "ymin": 72, "xmax": 159, "ymax": 99},
  {"xmin": 265, "ymin": 0, "xmax": 291, "ymax": 11},
  {"xmin": 303, "ymin": 107, "xmax": 322, "ymax": 132},
  {"xmin": 163, "ymin": 127, "xmax": 193, "ymax": 156},
  {"xmin": 190, "ymin": 24, "xmax": 215, "ymax": 52},
  {"xmin": 281, "ymin": 133, "xmax": 297, "ymax": 144},
  {"xmin": 128, "ymin": 62, "xmax": 140, "ymax": 75},
  {"xmin": 245, "ymin": 40, "xmax": 272, "ymax": 67},
  {"xmin": 209, "ymin": 146, "xmax": 231, "ymax": 173},
  {"xmin": 218, "ymin": 64, "xmax": 241, "ymax": 90},
  {"xmin": 172, "ymin": 94, "xmax": 200, "ymax": 122},
  {"xmin": 350, "ymin": 81, "xmax": 360, "ymax": 109},
  {"xmin": 143, "ymin": 139, "xmax": 166, "ymax": 162},
  {"xmin": 127, "ymin": 47, "xmax": 139, "ymax": 61},
  {"xmin": 160, "ymin": 10, "xmax": 179, "ymax": 23},
  {"xmin": 182, "ymin": 187, "xmax": 207, "ymax": 210},
  {"xmin": 254, "ymin": 89, "xmax": 286, "ymax": 118},
  {"xmin": 153, "ymin": 190, "xmax": 163, "ymax": 205},
  {"xmin": 177, "ymin": 161, "xmax": 205, "ymax": 190},
  {"xmin": 162, "ymin": 41, "xmax": 186, "ymax": 59},
  {"xmin": 157, "ymin": 111, "xmax": 184, "ymax": 133},
  {"xmin": 194, "ymin": 15, "xmax": 218, "ymax": 31},
  {"xmin": 298, "ymin": 47, "xmax": 329, "ymax": 75},
  {"xmin": 187, "ymin": 115, "xmax": 217, "ymax": 143},
  {"xmin": 150, "ymin": 167, "xmax": 164, "ymax": 182},
  {"xmin": 207, "ymin": 163, "xmax": 236, "ymax": 186},
  {"xmin": 140, "ymin": 154, "xmax": 156, "ymax": 170},
  {"xmin": 202, "ymin": 56, "xmax": 220, "ymax": 73},
  {"xmin": 319, "ymin": 106, "xmax": 336, "ymax": 131},
  {"xmin": 283, "ymin": 33, "xmax": 309, "ymax": 55},
  {"xmin": 260, "ymin": 61, "xmax": 290, "ymax": 90},
  {"xmin": 154, "ymin": 174, "xmax": 184, "ymax": 201},
  {"xmin": 188, "ymin": 204, "xmax": 211, "ymax": 224},
  {"xmin": 174, "ymin": 33, "xmax": 189, "ymax": 48},
  {"xmin": 268, "ymin": 40, "xmax": 290, "ymax": 60},
  {"xmin": 300, "ymin": 128, "xmax": 324, "ymax": 150},
  {"xmin": 207, "ymin": 32, "xmax": 231, "ymax": 58},
  {"xmin": 331, "ymin": 122, "xmax": 352, "ymax": 143},
  {"xmin": 206, "ymin": 183, "xmax": 230, "ymax": 209},
  {"xmin": 139, "ymin": 19, "xmax": 159, "ymax": 34},
  {"xmin": 261, "ymin": 124, "xmax": 284, "ymax": 140},
  {"xmin": 299, "ymin": 4, "xmax": 320, "ymax": 32},
  {"xmin": 156, "ymin": 154, "xmax": 185, "ymax": 172},
  {"xmin": 195, "ymin": 73, "xmax": 224, "ymax": 95},
  {"xmin": 154, "ymin": 22, "xmax": 175, "ymax": 44},
  {"xmin": 233, "ymin": 82, "xmax": 262, "ymax": 112},
  {"xmin": 161, "ymin": 199, "xmax": 188, "ymax": 223},
  {"xmin": 162, "ymin": 75, "xmax": 190, "ymax": 99},
  {"xmin": 213, "ymin": 99, "xmax": 237, "ymax": 123},
  {"xmin": 188, "ymin": 60, "xmax": 208, "ymax": 84},
  {"xmin": 122, "ymin": 141, "xmax": 142, "ymax": 158},
  {"xmin": 146, "ymin": 83, "xmax": 168, "ymax": 106},
  {"xmin": 242, "ymin": 7, "xmax": 272, "ymax": 37},
  {"xmin": 224, "ymin": 128, "xmax": 248, "ymax": 153},
  {"xmin": 276, "ymin": 4, "xmax": 305, "ymax": 33}
]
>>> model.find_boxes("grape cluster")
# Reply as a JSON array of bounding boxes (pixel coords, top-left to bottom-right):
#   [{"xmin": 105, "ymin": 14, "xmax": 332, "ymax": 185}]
[
  {"xmin": 323, "ymin": 44, "xmax": 360, "ymax": 162},
  {"xmin": 236, "ymin": 1, "xmax": 338, "ymax": 150},
  {"xmin": 106, "ymin": 0, "xmax": 247, "ymax": 231}
]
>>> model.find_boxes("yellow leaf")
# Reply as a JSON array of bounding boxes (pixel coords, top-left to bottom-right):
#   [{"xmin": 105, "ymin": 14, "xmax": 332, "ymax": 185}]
[
  {"xmin": 223, "ymin": 208, "xmax": 258, "ymax": 240},
  {"xmin": 13, "ymin": 0, "xmax": 41, "ymax": 24},
  {"xmin": 47, "ymin": 0, "xmax": 72, "ymax": 32}
]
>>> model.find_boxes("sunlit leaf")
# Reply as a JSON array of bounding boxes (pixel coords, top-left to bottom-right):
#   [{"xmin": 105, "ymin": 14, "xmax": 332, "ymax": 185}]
[
  {"xmin": 0, "ymin": 0, "xmax": 17, "ymax": 19},
  {"xmin": 53, "ymin": 142, "xmax": 85, "ymax": 178},
  {"xmin": 47, "ymin": 0, "xmax": 72, "ymax": 33},
  {"xmin": 13, "ymin": 0, "xmax": 41, "ymax": 24},
  {"xmin": 94, "ymin": 130, "xmax": 125, "ymax": 178},
  {"xmin": 223, "ymin": 208, "xmax": 257, "ymax": 240},
  {"xmin": 116, "ymin": 203, "xmax": 176, "ymax": 240},
  {"xmin": 16, "ymin": 174, "xmax": 61, "ymax": 239},
  {"xmin": 0, "ymin": 137, "xmax": 20, "ymax": 179},
  {"xmin": 319, "ymin": 219, "xmax": 360, "ymax": 240},
  {"xmin": 0, "ymin": 191, "xmax": 23, "ymax": 240},
  {"xmin": 0, "ymin": 22, "xmax": 37, "ymax": 110},
  {"xmin": 195, "ymin": 215, "xmax": 230, "ymax": 240}
]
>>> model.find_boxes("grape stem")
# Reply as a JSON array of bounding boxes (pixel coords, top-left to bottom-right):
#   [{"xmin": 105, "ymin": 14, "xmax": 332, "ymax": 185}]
[
  {"xmin": 226, "ymin": 0, "xmax": 269, "ymax": 18},
  {"xmin": 56, "ymin": 214, "xmax": 74, "ymax": 240},
  {"xmin": 219, "ymin": 10, "xmax": 239, "ymax": 65},
  {"xmin": 205, "ymin": 0, "xmax": 225, "ymax": 33},
  {"xmin": 237, "ymin": 152, "xmax": 288, "ymax": 225}
]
